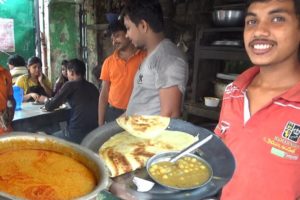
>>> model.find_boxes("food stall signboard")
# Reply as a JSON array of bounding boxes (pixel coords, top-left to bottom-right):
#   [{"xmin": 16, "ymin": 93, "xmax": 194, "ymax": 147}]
[{"xmin": 0, "ymin": 18, "xmax": 15, "ymax": 52}]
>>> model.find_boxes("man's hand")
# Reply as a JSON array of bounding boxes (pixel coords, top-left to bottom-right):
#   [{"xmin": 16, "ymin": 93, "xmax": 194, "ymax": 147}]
[
  {"xmin": 30, "ymin": 93, "xmax": 40, "ymax": 101},
  {"xmin": 37, "ymin": 95, "xmax": 48, "ymax": 104}
]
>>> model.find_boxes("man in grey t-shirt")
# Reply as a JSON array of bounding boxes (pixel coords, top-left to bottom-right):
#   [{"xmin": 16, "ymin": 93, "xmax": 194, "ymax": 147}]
[{"xmin": 123, "ymin": 0, "xmax": 188, "ymax": 118}]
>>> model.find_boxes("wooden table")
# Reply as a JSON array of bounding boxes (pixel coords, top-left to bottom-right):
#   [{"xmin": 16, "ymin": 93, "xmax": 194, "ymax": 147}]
[{"xmin": 12, "ymin": 102, "xmax": 71, "ymax": 134}]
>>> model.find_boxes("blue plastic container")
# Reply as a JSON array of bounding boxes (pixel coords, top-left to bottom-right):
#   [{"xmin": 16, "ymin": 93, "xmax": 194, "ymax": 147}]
[{"xmin": 13, "ymin": 86, "xmax": 23, "ymax": 111}]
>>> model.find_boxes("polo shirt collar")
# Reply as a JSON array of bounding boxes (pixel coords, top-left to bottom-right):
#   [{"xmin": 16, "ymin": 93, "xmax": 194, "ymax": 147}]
[
  {"xmin": 112, "ymin": 49, "xmax": 142, "ymax": 61},
  {"xmin": 233, "ymin": 66, "xmax": 260, "ymax": 91},
  {"xmin": 233, "ymin": 66, "xmax": 300, "ymax": 103},
  {"xmin": 279, "ymin": 81, "xmax": 300, "ymax": 102},
  {"xmin": 112, "ymin": 50, "xmax": 121, "ymax": 60}
]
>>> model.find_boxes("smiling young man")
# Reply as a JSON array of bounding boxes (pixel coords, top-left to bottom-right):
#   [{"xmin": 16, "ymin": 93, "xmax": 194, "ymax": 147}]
[
  {"xmin": 123, "ymin": 0, "xmax": 188, "ymax": 118},
  {"xmin": 214, "ymin": 0, "xmax": 300, "ymax": 199},
  {"xmin": 98, "ymin": 21, "xmax": 146, "ymax": 126}
]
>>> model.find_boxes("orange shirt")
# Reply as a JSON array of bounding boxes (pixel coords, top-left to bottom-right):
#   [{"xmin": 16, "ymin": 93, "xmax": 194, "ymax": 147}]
[
  {"xmin": 0, "ymin": 66, "xmax": 13, "ymax": 134},
  {"xmin": 100, "ymin": 50, "xmax": 146, "ymax": 109}
]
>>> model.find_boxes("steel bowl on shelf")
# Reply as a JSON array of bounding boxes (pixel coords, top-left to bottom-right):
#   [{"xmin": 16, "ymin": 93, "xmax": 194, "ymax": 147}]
[{"xmin": 212, "ymin": 10, "xmax": 245, "ymax": 27}]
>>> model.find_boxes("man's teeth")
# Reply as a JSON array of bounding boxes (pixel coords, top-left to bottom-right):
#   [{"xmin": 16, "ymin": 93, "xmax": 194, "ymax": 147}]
[{"xmin": 253, "ymin": 44, "xmax": 272, "ymax": 50}]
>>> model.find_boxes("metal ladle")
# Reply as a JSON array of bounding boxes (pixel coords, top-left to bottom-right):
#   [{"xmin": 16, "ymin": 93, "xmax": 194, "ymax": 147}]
[
  {"xmin": 133, "ymin": 134, "xmax": 214, "ymax": 192},
  {"xmin": 169, "ymin": 134, "xmax": 213, "ymax": 163}
]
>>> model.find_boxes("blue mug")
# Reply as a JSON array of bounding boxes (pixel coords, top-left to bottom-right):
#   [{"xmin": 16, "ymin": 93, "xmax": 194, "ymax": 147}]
[{"xmin": 13, "ymin": 86, "xmax": 23, "ymax": 111}]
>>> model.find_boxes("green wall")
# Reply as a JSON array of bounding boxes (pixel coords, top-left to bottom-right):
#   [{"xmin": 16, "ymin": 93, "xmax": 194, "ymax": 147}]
[
  {"xmin": 0, "ymin": 0, "xmax": 35, "ymax": 68},
  {"xmin": 49, "ymin": 2, "xmax": 80, "ymax": 83}
]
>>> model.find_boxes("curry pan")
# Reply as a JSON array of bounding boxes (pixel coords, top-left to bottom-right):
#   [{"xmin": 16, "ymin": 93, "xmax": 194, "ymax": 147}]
[
  {"xmin": 0, "ymin": 132, "xmax": 109, "ymax": 200},
  {"xmin": 81, "ymin": 118, "xmax": 235, "ymax": 200}
]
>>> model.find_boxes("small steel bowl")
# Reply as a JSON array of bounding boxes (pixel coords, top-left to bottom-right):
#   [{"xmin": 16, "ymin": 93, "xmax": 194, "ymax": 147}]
[
  {"xmin": 212, "ymin": 10, "xmax": 244, "ymax": 27},
  {"xmin": 146, "ymin": 151, "xmax": 213, "ymax": 190}
]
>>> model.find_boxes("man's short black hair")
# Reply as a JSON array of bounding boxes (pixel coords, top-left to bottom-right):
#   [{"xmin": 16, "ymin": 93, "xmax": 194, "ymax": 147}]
[
  {"xmin": 61, "ymin": 59, "xmax": 68, "ymax": 66},
  {"xmin": 7, "ymin": 54, "xmax": 26, "ymax": 66},
  {"xmin": 246, "ymin": 0, "xmax": 300, "ymax": 18},
  {"xmin": 107, "ymin": 20, "xmax": 127, "ymax": 35},
  {"xmin": 124, "ymin": 0, "xmax": 164, "ymax": 33},
  {"xmin": 67, "ymin": 59, "xmax": 86, "ymax": 77}
]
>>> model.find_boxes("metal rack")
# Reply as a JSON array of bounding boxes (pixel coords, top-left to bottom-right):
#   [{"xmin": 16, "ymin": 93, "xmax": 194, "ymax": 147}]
[{"xmin": 184, "ymin": 9, "xmax": 250, "ymax": 121}]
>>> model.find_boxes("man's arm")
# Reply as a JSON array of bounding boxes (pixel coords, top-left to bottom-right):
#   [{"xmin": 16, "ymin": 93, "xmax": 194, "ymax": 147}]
[
  {"xmin": 45, "ymin": 83, "xmax": 70, "ymax": 111},
  {"xmin": 98, "ymin": 81, "xmax": 110, "ymax": 126},
  {"xmin": 159, "ymin": 86, "xmax": 182, "ymax": 118}
]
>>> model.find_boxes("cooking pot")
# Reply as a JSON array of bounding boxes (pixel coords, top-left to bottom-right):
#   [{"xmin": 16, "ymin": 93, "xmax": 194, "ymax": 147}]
[
  {"xmin": 212, "ymin": 10, "xmax": 244, "ymax": 27},
  {"xmin": 81, "ymin": 119, "xmax": 236, "ymax": 200},
  {"xmin": 0, "ymin": 132, "xmax": 109, "ymax": 200}
]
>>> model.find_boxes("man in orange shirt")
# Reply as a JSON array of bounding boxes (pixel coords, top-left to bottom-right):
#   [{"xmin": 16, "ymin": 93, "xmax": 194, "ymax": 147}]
[
  {"xmin": 98, "ymin": 20, "xmax": 146, "ymax": 125},
  {"xmin": 0, "ymin": 65, "xmax": 15, "ymax": 134}
]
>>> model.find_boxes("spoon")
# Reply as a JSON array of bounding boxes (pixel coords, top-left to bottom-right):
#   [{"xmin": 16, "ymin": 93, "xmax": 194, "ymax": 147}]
[
  {"xmin": 132, "ymin": 134, "xmax": 214, "ymax": 192},
  {"xmin": 169, "ymin": 134, "xmax": 213, "ymax": 163}
]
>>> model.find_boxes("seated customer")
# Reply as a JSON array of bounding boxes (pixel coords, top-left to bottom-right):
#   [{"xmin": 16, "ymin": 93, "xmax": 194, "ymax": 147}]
[
  {"xmin": 7, "ymin": 54, "xmax": 28, "ymax": 84},
  {"xmin": 53, "ymin": 60, "xmax": 68, "ymax": 95},
  {"xmin": 45, "ymin": 59, "xmax": 99, "ymax": 144},
  {"xmin": 15, "ymin": 56, "xmax": 52, "ymax": 103}
]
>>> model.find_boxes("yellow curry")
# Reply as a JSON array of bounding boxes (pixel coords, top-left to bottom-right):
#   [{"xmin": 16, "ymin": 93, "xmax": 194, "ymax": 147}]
[
  {"xmin": 0, "ymin": 149, "xmax": 96, "ymax": 200},
  {"xmin": 149, "ymin": 156, "xmax": 211, "ymax": 189}
]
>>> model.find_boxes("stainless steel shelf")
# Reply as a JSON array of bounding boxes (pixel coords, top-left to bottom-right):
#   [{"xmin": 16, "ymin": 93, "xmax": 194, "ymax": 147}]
[
  {"xmin": 184, "ymin": 102, "xmax": 220, "ymax": 121},
  {"xmin": 202, "ymin": 27, "xmax": 244, "ymax": 32},
  {"xmin": 197, "ymin": 46, "xmax": 249, "ymax": 61}
]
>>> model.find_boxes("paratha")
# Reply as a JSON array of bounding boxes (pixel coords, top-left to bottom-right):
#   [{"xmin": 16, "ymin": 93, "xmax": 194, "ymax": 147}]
[
  {"xmin": 99, "ymin": 130, "xmax": 197, "ymax": 177},
  {"xmin": 116, "ymin": 115, "xmax": 170, "ymax": 139}
]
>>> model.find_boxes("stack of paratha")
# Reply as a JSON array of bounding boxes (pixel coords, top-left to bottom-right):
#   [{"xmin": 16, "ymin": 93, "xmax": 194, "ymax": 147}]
[
  {"xmin": 99, "ymin": 115, "xmax": 197, "ymax": 177},
  {"xmin": 116, "ymin": 115, "xmax": 170, "ymax": 139}
]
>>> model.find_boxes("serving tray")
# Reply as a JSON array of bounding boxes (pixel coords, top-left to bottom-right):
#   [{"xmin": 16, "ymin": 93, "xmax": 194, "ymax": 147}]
[{"xmin": 81, "ymin": 119, "xmax": 235, "ymax": 200}]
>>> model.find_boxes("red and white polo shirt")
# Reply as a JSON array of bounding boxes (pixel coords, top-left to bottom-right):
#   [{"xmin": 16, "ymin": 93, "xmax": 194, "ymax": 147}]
[{"xmin": 215, "ymin": 66, "xmax": 300, "ymax": 200}]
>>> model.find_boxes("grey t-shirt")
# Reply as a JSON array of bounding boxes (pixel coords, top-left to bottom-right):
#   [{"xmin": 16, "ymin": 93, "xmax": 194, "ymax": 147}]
[{"xmin": 126, "ymin": 39, "xmax": 188, "ymax": 116}]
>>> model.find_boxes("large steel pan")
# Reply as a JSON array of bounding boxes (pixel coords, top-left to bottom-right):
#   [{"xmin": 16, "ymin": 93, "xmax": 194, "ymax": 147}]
[
  {"xmin": 81, "ymin": 119, "xmax": 235, "ymax": 200},
  {"xmin": 0, "ymin": 132, "xmax": 109, "ymax": 200}
]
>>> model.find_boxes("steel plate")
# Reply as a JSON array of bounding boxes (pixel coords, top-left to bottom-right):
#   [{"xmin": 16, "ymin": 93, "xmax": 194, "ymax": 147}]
[{"xmin": 81, "ymin": 119, "xmax": 235, "ymax": 200}]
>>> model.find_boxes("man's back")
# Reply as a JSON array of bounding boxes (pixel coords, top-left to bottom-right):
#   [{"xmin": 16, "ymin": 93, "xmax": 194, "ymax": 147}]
[
  {"xmin": 46, "ymin": 79, "xmax": 99, "ymax": 136},
  {"xmin": 66, "ymin": 80, "xmax": 99, "ymax": 134}
]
